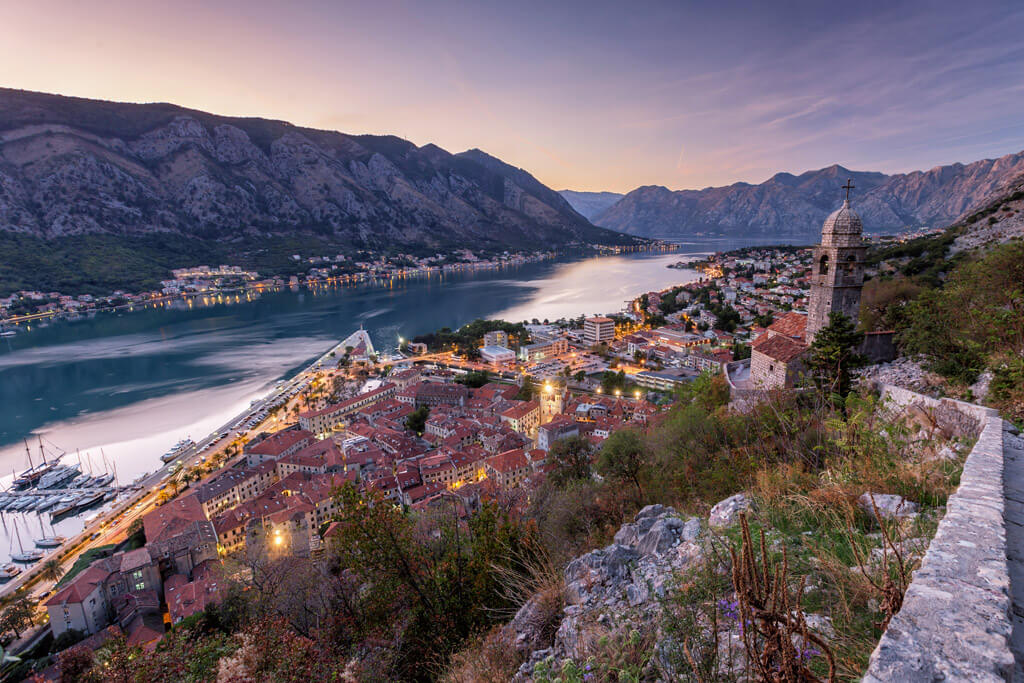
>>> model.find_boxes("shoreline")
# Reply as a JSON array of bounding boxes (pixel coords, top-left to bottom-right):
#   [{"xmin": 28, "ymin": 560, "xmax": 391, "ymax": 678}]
[{"xmin": 0, "ymin": 244, "xmax": 675, "ymax": 332}]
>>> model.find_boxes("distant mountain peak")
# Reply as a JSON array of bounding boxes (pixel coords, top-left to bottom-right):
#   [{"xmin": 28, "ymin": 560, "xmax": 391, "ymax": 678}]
[
  {"xmin": 558, "ymin": 189, "xmax": 626, "ymax": 221},
  {"xmin": 593, "ymin": 151, "xmax": 1024, "ymax": 237}
]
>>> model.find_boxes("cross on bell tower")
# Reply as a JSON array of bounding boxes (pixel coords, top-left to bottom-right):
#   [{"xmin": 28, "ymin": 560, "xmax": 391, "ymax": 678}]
[
  {"xmin": 842, "ymin": 179, "xmax": 855, "ymax": 201},
  {"xmin": 806, "ymin": 180, "xmax": 867, "ymax": 342}
]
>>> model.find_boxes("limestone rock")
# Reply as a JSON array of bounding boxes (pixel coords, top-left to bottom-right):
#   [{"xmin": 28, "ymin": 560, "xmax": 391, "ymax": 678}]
[
  {"xmin": 708, "ymin": 493, "xmax": 756, "ymax": 528},
  {"xmin": 541, "ymin": 505, "xmax": 705, "ymax": 663},
  {"xmin": 859, "ymin": 493, "xmax": 919, "ymax": 520}
]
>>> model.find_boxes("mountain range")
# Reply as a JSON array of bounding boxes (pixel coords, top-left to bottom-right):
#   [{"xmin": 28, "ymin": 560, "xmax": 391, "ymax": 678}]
[
  {"xmin": 561, "ymin": 152, "xmax": 1024, "ymax": 238},
  {"xmin": 0, "ymin": 88, "xmax": 631, "ymax": 252}
]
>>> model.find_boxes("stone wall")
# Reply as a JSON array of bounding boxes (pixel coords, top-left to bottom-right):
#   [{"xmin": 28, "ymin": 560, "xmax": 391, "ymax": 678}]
[
  {"xmin": 863, "ymin": 384, "xmax": 1015, "ymax": 682},
  {"xmin": 859, "ymin": 331, "xmax": 897, "ymax": 364}
]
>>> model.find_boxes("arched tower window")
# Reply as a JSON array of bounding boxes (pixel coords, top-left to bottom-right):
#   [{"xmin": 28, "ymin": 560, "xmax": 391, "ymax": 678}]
[
  {"xmin": 819, "ymin": 254, "xmax": 829, "ymax": 275},
  {"xmin": 843, "ymin": 253, "xmax": 856, "ymax": 273}
]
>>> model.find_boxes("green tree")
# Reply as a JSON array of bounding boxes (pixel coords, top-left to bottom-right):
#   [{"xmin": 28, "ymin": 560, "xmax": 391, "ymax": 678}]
[
  {"xmin": 456, "ymin": 370, "xmax": 490, "ymax": 388},
  {"xmin": 516, "ymin": 381, "xmax": 535, "ymax": 401},
  {"xmin": 0, "ymin": 590, "xmax": 36, "ymax": 639},
  {"xmin": 406, "ymin": 405, "xmax": 430, "ymax": 434},
  {"xmin": 89, "ymin": 636, "xmax": 140, "ymax": 683},
  {"xmin": 675, "ymin": 371, "xmax": 730, "ymax": 412},
  {"xmin": 57, "ymin": 644, "xmax": 94, "ymax": 682},
  {"xmin": 548, "ymin": 435, "xmax": 592, "ymax": 487},
  {"xmin": 807, "ymin": 311, "xmax": 866, "ymax": 406},
  {"xmin": 600, "ymin": 369, "xmax": 628, "ymax": 394},
  {"xmin": 597, "ymin": 428, "xmax": 646, "ymax": 496},
  {"xmin": 328, "ymin": 485, "xmax": 540, "ymax": 681}
]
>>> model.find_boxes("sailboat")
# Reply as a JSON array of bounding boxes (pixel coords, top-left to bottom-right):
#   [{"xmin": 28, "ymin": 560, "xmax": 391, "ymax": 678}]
[
  {"xmin": 10, "ymin": 521, "xmax": 44, "ymax": 563},
  {"xmin": 34, "ymin": 516, "xmax": 66, "ymax": 549}
]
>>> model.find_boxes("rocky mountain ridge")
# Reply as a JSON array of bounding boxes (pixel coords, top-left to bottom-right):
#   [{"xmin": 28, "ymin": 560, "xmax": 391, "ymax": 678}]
[
  {"xmin": 0, "ymin": 88, "xmax": 630, "ymax": 250},
  {"xmin": 594, "ymin": 151, "xmax": 1024, "ymax": 238}
]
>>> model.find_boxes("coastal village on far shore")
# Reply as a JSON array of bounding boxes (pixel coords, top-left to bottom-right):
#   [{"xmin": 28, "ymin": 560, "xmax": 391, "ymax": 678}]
[
  {"xmin": 0, "ymin": 243, "xmax": 651, "ymax": 327},
  {"xmin": 4, "ymin": 206, "xmax": 945, "ymax": 662}
]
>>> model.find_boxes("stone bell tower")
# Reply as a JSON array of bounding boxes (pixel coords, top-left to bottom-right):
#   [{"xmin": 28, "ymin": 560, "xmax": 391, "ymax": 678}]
[{"xmin": 806, "ymin": 180, "xmax": 866, "ymax": 343}]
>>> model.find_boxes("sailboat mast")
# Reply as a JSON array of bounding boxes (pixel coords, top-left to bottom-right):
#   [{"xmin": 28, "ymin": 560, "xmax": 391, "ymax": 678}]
[
  {"xmin": 24, "ymin": 439, "xmax": 33, "ymax": 471},
  {"xmin": 38, "ymin": 436, "xmax": 46, "ymax": 466}
]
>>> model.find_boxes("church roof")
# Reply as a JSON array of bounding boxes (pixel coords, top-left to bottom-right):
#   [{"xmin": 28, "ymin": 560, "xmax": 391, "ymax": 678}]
[
  {"xmin": 822, "ymin": 200, "xmax": 863, "ymax": 235},
  {"xmin": 766, "ymin": 312, "xmax": 807, "ymax": 340},
  {"xmin": 752, "ymin": 334, "xmax": 807, "ymax": 363}
]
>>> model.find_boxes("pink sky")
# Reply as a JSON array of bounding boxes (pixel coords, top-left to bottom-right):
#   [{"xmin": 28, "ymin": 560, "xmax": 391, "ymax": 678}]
[{"xmin": 3, "ymin": 0, "xmax": 1022, "ymax": 193}]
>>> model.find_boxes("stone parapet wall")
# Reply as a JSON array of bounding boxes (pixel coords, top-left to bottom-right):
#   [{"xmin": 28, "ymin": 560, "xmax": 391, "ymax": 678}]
[{"xmin": 864, "ymin": 383, "xmax": 1014, "ymax": 682}]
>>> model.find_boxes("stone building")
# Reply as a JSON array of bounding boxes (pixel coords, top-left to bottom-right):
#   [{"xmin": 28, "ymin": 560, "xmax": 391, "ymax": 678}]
[
  {"xmin": 750, "ymin": 183, "xmax": 866, "ymax": 388},
  {"xmin": 806, "ymin": 185, "xmax": 866, "ymax": 342},
  {"xmin": 749, "ymin": 311, "xmax": 808, "ymax": 389}
]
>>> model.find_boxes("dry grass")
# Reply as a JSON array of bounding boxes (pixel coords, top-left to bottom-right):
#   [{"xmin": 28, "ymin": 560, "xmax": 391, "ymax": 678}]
[{"xmin": 440, "ymin": 627, "xmax": 521, "ymax": 683}]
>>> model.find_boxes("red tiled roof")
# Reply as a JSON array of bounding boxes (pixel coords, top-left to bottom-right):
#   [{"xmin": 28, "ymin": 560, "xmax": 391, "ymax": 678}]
[
  {"xmin": 46, "ymin": 565, "xmax": 111, "ymax": 606},
  {"xmin": 299, "ymin": 384, "xmax": 395, "ymax": 419},
  {"xmin": 143, "ymin": 494, "xmax": 207, "ymax": 544},
  {"xmin": 752, "ymin": 334, "xmax": 807, "ymax": 363},
  {"xmin": 486, "ymin": 449, "xmax": 529, "ymax": 474},
  {"xmin": 125, "ymin": 614, "xmax": 163, "ymax": 650},
  {"xmin": 245, "ymin": 428, "xmax": 313, "ymax": 456},
  {"xmin": 766, "ymin": 312, "xmax": 807, "ymax": 340},
  {"xmin": 501, "ymin": 400, "xmax": 539, "ymax": 420}
]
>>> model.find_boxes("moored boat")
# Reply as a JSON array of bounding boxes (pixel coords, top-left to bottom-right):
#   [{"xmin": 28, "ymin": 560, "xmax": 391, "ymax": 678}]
[
  {"xmin": 91, "ymin": 473, "xmax": 115, "ymax": 488},
  {"xmin": 38, "ymin": 465, "xmax": 79, "ymax": 490},
  {"xmin": 160, "ymin": 438, "xmax": 196, "ymax": 463},
  {"xmin": 0, "ymin": 564, "xmax": 21, "ymax": 581},
  {"xmin": 11, "ymin": 549, "xmax": 44, "ymax": 563},
  {"xmin": 34, "ymin": 536, "xmax": 66, "ymax": 549},
  {"xmin": 49, "ymin": 494, "xmax": 83, "ymax": 520},
  {"xmin": 75, "ymin": 490, "xmax": 105, "ymax": 512}
]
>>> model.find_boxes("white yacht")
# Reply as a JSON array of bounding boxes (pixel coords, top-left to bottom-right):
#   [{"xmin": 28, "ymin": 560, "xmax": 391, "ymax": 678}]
[{"xmin": 38, "ymin": 465, "xmax": 79, "ymax": 489}]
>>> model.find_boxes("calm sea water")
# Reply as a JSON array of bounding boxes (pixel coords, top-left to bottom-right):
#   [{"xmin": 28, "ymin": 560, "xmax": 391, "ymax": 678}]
[{"xmin": 0, "ymin": 238, "xmax": 784, "ymax": 555}]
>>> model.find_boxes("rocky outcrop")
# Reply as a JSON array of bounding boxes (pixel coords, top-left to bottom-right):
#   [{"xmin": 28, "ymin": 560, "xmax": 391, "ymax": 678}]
[
  {"xmin": 595, "ymin": 152, "xmax": 1024, "ymax": 238},
  {"xmin": 858, "ymin": 493, "xmax": 919, "ymax": 521},
  {"xmin": 708, "ymin": 493, "xmax": 755, "ymax": 528},
  {"xmin": 0, "ymin": 88, "xmax": 630, "ymax": 250},
  {"xmin": 512, "ymin": 505, "xmax": 703, "ymax": 678},
  {"xmin": 857, "ymin": 357, "xmax": 943, "ymax": 397}
]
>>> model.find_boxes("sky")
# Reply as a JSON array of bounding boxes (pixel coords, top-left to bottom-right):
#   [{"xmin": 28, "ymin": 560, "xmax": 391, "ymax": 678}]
[{"xmin": 2, "ymin": 0, "xmax": 1024, "ymax": 193}]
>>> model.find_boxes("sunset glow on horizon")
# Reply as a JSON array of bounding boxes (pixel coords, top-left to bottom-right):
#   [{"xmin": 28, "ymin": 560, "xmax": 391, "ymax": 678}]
[{"xmin": 3, "ymin": 0, "xmax": 1023, "ymax": 192}]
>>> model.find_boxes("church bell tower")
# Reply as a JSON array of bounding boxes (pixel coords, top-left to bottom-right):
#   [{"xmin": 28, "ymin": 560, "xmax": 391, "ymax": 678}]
[{"xmin": 806, "ymin": 180, "xmax": 866, "ymax": 343}]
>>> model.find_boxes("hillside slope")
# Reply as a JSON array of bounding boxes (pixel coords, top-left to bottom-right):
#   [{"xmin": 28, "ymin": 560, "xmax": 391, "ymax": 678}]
[
  {"xmin": 596, "ymin": 152, "xmax": 1024, "ymax": 238},
  {"xmin": 0, "ymin": 88, "xmax": 630, "ymax": 251}
]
